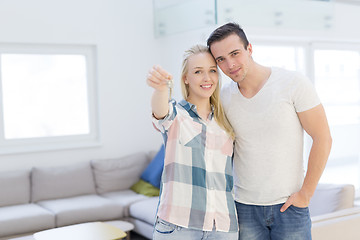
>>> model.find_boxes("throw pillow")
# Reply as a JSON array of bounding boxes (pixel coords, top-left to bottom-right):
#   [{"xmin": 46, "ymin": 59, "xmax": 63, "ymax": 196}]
[
  {"xmin": 141, "ymin": 145, "xmax": 164, "ymax": 188},
  {"xmin": 31, "ymin": 162, "xmax": 96, "ymax": 202},
  {"xmin": 131, "ymin": 179, "xmax": 160, "ymax": 197},
  {"xmin": 0, "ymin": 170, "xmax": 31, "ymax": 207},
  {"xmin": 91, "ymin": 152, "xmax": 149, "ymax": 194}
]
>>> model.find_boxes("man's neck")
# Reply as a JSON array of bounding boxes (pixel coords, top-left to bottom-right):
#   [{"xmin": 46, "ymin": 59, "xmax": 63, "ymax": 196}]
[{"xmin": 238, "ymin": 63, "xmax": 271, "ymax": 98}]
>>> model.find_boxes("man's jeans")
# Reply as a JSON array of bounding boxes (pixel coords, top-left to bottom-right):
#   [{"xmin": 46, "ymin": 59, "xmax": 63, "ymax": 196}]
[
  {"xmin": 153, "ymin": 217, "xmax": 238, "ymax": 240},
  {"xmin": 235, "ymin": 202, "xmax": 312, "ymax": 240}
]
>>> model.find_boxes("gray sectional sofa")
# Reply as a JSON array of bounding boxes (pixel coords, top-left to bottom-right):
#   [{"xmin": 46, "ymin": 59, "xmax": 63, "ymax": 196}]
[
  {"xmin": 1, "ymin": 150, "xmax": 360, "ymax": 240},
  {"xmin": 0, "ymin": 151, "xmax": 157, "ymax": 239}
]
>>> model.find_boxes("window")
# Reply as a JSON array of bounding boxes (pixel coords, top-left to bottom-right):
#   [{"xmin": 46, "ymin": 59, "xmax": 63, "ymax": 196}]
[
  {"xmin": 312, "ymin": 43, "xmax": 360, "ymax": 190},
  {"xmin": 252, "ymin": 44, "xmax": 306, "ymax": 73},
  {"xmin": 0, "ymin": 44, "xmax": 99, "ymax": 154}
]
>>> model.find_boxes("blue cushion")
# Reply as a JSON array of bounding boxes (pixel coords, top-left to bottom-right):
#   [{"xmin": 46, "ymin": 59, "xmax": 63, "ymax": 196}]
[{"xmin": 141, "ymin": 145, "xmax": 164, "ymax": 188}]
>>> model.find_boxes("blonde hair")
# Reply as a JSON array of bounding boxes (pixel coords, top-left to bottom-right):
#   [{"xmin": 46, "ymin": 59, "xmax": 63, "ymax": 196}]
[{"xmin": 180, "ymin": 45, "xmax": 235, "ymax": 140}]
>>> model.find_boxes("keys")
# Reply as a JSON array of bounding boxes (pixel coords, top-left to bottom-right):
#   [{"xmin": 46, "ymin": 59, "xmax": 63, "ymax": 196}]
[{"xmin": 166, "ymin": 76, "xmax": 173, "ymax": 99}]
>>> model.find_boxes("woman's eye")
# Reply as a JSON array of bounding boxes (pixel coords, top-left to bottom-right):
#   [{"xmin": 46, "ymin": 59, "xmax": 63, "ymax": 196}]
[{"xmin": 194, "ymin": 70, "xmax": 201, "ymax": 74}]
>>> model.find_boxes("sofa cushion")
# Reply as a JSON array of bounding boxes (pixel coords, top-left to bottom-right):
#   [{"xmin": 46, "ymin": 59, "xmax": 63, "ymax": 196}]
[
  {"xmin": 140, "ymin": 145, "xmax": 164, "ymax": 188},
  {"xmin": 129, "ymin": 196, "xmax": 159, "ymax": 225},
  {"xmin": 36, "ymin": 194, "xmax": 124, "ymax": 227},
  {"xmin": 0, "ymin": 170, "xmax": 30, "ymax": 207},
  {"xmin": 309, "ymin": 183, "xmax": 355, "ymax": 217},
  {"xmin": 101, "ymin": 189, "xmax": 148, "ymax": 216},
  {"xmin": 91, "ymin": 152, "xmax": 150, "ymax": 194},
  {"xmin": 31, "ymin": 162, "xmax": 96, "ymax": 202},
  {"xmin": 131, "ymin": 179, "xmax": 160, "ymax": 197},
  {"xmin": 0, "ymin": 203, "xmax": 55, "ymax": 237}
]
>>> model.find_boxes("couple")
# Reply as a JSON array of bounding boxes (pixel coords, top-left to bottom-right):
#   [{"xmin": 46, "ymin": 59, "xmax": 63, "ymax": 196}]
[{"xmin": 146, "ymin": 23, "xmax": 332, "ymax": 240}]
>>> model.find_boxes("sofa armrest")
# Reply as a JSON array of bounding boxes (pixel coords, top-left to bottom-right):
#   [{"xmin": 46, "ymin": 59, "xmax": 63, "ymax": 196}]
[
  {"xmin": 309, "ymin": 183, "xmax": 355, "ymax": 217},
  {"xmin": 311, "ymin": 207, "xmax": 360, "ymax": 240}
]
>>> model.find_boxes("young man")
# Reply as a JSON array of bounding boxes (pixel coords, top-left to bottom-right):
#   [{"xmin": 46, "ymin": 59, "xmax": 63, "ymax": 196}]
[{"xmin": 207, "ymin": 22, "xmax": 332, "ymax": 239}]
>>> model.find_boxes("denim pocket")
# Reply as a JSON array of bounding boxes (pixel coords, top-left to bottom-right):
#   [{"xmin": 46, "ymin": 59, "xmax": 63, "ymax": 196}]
[
  {"xmin": 155, "ymin": 218, "xmax": 177, "ymax": 234},
  {"xmin": 289, "ymin": 205, "xmax": 309, "ymax": 215}
]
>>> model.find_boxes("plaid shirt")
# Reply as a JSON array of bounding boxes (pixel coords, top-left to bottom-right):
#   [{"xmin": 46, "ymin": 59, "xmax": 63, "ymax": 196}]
[{"xmin": 152, "ymin": 99, "xmax": 238, "ymax": 232}]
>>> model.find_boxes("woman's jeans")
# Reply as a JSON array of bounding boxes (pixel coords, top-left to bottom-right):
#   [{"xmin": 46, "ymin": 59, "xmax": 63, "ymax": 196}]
[
  {"xmin": 153, "ymin": 217, "xmax": 238, "ymax": 240},
  {"xmin": 236, "ymin": 202, "xmax": 312, "ymax": 240}
]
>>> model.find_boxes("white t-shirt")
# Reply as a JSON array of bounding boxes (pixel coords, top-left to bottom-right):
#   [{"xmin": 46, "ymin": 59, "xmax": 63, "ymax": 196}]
[{"xmin": 221, "ymin": 67, "xmax": 320, "ymax": 205}]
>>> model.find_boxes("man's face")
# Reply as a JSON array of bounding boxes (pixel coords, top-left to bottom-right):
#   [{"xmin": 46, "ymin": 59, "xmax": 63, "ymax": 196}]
[{"xmin": 210, "ymin": 34, "xmax": 252, "ymax": 84}]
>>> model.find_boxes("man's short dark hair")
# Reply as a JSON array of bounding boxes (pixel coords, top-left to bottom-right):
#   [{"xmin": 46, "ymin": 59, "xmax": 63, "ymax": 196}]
[{"xmin": 207, "ymin": 22, "xmax": 249, "ymax": 51}]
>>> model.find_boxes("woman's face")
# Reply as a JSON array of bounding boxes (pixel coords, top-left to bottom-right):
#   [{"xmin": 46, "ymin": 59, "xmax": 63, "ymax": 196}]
[{"xmin": 184, "ymin": 52, "xmax": 219, "ymax": 102}]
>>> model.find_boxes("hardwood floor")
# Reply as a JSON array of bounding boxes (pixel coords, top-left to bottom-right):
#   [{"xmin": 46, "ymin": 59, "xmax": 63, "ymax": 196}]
[{"xmin": 130, "ymin": 231, "xmax": 149, "ymax": 240}]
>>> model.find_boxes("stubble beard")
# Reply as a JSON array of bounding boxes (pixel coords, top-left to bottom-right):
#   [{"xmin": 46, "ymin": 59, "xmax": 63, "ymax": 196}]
[{"xmin": 232, "ymin": 68, "xmax": 247, "ymax": 86}]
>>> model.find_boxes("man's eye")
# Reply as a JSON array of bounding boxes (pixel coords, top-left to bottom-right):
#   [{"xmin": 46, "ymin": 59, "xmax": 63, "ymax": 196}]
[{"xmin": 211, "ymin": 69, "xmax": 217, "ymax": 73}]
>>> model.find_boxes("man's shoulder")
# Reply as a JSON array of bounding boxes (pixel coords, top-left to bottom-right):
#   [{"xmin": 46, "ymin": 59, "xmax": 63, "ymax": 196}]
[{"xmin": 270, "ymin": 67, "xmax": 311, "ymax": 89}]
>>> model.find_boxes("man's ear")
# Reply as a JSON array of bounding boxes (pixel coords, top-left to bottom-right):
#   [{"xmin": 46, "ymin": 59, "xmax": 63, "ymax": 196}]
[{"xmin": 247, "ymin": 43, "xmax": 253, "ymax": 56}]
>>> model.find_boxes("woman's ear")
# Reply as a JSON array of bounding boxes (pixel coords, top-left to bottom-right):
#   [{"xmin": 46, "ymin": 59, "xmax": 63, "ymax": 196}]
[{"xmin": 183, "ymin": 77, "xmax": 188, "ymax": 85}]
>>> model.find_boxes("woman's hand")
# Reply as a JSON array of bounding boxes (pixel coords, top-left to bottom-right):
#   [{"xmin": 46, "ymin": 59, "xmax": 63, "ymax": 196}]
[
  {"xmin": 147, "ymin": 65, "xmax": 173, "ymax": 92},
  {"xmin": 148, "ymin": 65, "xmax": 173, "ymax": 119}
]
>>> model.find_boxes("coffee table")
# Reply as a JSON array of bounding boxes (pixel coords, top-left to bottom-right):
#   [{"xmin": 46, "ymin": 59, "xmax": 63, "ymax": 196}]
[
  {"xmin": 104, "ymin": 220, "xmax": 134, "ymax": 240},
  {"xmin": 33, "ymin": 222, "xmax": 127, "ymax": 240}
]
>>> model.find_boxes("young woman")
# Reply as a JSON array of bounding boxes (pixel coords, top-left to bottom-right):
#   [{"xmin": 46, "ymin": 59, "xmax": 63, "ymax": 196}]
[{"xmin": 147, "ymin": 45, "xmax": 238, "ymax": 240}]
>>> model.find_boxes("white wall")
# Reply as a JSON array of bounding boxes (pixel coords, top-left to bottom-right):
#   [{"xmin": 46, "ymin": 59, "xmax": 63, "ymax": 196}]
[
  {"xmin": 0, "ymin": 0, "xmax": 359, "ymax": 171},
  {"xmin": 0, "ymin": 0, "xmax": 163, "ymax": 170}
]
